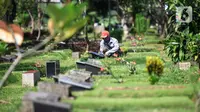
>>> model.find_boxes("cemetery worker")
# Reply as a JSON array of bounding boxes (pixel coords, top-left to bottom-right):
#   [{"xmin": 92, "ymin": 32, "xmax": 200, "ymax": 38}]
[{"xmin": 99, "ymin": 30, "xmax": 122, "ymax": 57}]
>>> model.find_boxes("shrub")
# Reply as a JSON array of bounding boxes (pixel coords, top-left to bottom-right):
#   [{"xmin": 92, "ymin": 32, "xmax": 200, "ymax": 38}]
[
  {"xmin": 110, "ymin": 29, "xmax": 123, "ymax": 43},
  {"xmin": 146, "ymin": 56, "xmax": 164, "ymax": 84},
  {"xmin": 135, "ymin": 14, "xmax": 150, "ymax": 35}
]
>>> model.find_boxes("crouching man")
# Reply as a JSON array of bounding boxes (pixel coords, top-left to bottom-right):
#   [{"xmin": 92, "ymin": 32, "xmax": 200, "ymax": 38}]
[{"xmin": 99, "ymin": 30, "xmax": 122, "ymax": 57}]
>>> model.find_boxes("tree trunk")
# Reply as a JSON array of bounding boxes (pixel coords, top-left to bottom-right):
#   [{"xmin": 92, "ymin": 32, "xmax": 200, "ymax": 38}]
[
  {"xmin": 27, "ymin": 10, "xmax": 34, "ymax": 35},
  {"xmin": 36, "ymin": 4, "xmax": 41, "ymax": 41},
  {"xmin": 159, "ymin": 0, "xmax": 168, "ymax": 38},
  {"xmin": 85, "ymin": 24, "xmax": 90, "ymax": 52}
]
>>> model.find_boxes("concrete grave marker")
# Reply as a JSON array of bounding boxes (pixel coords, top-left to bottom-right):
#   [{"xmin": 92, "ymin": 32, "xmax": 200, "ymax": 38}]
[
  {"xmin": 72, "ymin": 52, "xmax": 80, "ymax": 59},
  {"xmin": 38, "ymin": 82, "xmax": 72, "ymax": 98},
  {"xmin": 68, "ymin": 70, "xmax": 92, "ymax": 82},
  {"xmin": 76, "ymin": 61, "xmax": 86, "ymax": 69},
  {"xmin": 76, "ymin": 59, "xmax": 104, "ymax": 75},
  {"xmin": 87, "ymin": 59, "xmax": 103, "ymax": 66},
  {"xmin": 59, "ymin": 75, "xmax": 93, "ymax": 90},
  {"xmin": 33, "ymin": 100, "xmax": 72, "ymax": 112},
  {"xmin": 178, "ymin": 62, "xmax": 191, "ymax": 70},
  {"xmin": 21, "ymin": 92, "xmax": 61, "ymax": 112},
  {"xmin": 22, "ymin": 70, "xmax": 40, "ymax": 87},
  {"xmin": 46, "ymin": 60, "xmax": 60, "ymax": 77},
  {"xmin": 85, "ymin": 63, "xmax": 102, "ymax": 75}
]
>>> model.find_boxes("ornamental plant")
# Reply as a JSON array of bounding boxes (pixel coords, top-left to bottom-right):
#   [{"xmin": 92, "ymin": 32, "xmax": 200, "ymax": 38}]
[
  {"xmin": 146, "ymin": 56, "xmax": 164, "ymax": 84},
  {"xmin": 80, "ymin": 51, "xmax": 89, "ymax": 62},
  {"xmin": 115, "ymin": 58, "xmax": 137, "ymax": 75},
  {"xmin": 164, "ymin": 27, "xmax": 191, "ymax": 63}
]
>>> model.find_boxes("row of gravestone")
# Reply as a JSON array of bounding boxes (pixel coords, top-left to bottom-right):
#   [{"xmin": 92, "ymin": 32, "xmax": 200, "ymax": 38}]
[{"xmin": 21, "ymin": 58, "xmax": 108, "ymax": 112}]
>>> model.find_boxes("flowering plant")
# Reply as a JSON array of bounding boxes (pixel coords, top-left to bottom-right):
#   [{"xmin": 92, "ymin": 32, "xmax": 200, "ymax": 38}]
[
  {"xmin": 34, "ymin": 61, "xmax": 45, "ymax": 76},
  {"xmin": 115, "ymin": 58, "xmax": 137, "ymax": 75}
]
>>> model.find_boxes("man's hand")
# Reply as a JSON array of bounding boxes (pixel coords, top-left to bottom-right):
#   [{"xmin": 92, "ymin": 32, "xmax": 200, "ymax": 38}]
[
  {"xmin": 99, "ymin": 51, "xmax": 105, "ymax": 57},
  {"xmin": 105, "ymin": 52, "xmax": 111, "ymax": 57}
]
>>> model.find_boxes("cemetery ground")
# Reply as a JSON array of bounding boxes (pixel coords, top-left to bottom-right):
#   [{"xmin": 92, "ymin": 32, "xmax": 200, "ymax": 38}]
[{"xmin": 0, "ymin": 31, "xmax": 200, "ymax": 112}]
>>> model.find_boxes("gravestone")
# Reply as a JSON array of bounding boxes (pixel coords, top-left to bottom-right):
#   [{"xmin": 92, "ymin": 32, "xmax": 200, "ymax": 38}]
[
  {"xmin": 68, "ymin": 70, "xmax": 92, "ymax": 82},
  {"xmin": 72, "ymin": 52, "xmax": 80, "ymax": 59},
  {"xmin": 0, "ymin": 55, "xmax": 17, "ymax": 62},
  {"xmin": 178, "ymin": 62, "xmax": 191, "ymax": 70},
  {"xmin": 76, "ymin": 61, "xmax": 86, "ymax": 69},
  {"xmin": 68, "ymin": 69, "xmax": 92, "ymax": 77},
  {"xmin": 76, "ymin": 59, "xmax": 104, "ymax": 75},
  {"xmin": 87, "ymin": 59, "xmax": 103, "ymax": 66},
  {"xmin": 59, "ymin": 76, "xmax": 93, "ymax": 90},
  {"xmin": 33, "ymin": 100, "xmax": 72, "ymax": 112},
  {"xmin": 21, "ymin": 92, "xmax": 61, "ymax": 112},
  {"xmin": 85, "ymin": 63, "xmax": 101, "ymax": 75},
  {"xmin": 38, "ymin": 82, "xmax": 72, "ymax": 98},
  {"xmin": 22, "ymin": 70, "xmax": 40, "ymax": 87},
  {"xmin": 46, "ymin": 60, "xmax": 60, "ymax": 77},
  {"xmin": 66, "ymin": 74, "xmax": 89, "ymax": 82}
]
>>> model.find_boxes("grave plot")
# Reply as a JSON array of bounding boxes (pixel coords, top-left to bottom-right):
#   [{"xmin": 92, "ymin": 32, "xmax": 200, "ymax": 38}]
[
  {"xmin": 46, "ymin": 60, "xmax": 60, "ymax": 78},
  {"xmin": 76, "ymin": 59, "xmax": 109, "ymax": 75},
  {"xmin": 0, "ymin": 55, "xmax": 17, "ymax": 62},
  {"xmin": 67, "ymin": 70, "xmax": 92, "ymax": 82},
  {"xmin": 52, "ymin": 70, "xmax": 93, "ymax": 91},
  {"xmin": 76, "ymin": 61, "xmax": 86, "ymax": 69},
  {"xmin": 59, "ymin": 75, "xmax": 93, "ymax": 90},
  {"xmin": 22, "ymin": 70, "xmax": 40, "ymax": 87},
  {"xmin": 72, "ymin": 52, "xmax": 80, "ymax": 59},
  {"xmin": 21, "ymin": 92, "xmax": 72, "ymax": 112},
  {"xmin": 38, "ymin": 82, "xmax": 72, "ymax": 99}
]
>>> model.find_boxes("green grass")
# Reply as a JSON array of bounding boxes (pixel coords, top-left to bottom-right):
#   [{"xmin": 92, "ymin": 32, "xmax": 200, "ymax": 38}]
[
  {"xmin": 67, "ymin": 97, "xmax": 194, "ymax": 112},
  {"xmin": 0, "ymin": 86, "xmax": 36, "ymax": 112}
]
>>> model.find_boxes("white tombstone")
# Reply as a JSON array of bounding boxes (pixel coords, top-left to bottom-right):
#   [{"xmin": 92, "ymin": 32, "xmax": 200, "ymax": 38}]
[
  {"xmin": 72, "ymin": 52, "xmax": 80, "ymax": 59},
  {"xmin": 22, "ymin": 70, "xmax": 40, "ymax": 87}
]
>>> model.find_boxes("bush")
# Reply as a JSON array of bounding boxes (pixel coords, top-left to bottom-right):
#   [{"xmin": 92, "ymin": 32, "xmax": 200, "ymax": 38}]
[
  {"xmin": 146, "ymin": 56, "xmax": 164, "ymax": 84},
  {"xmin": 135, "ymin": 14, "xmax": 150, "ymax": 35},
  {"xmin": 110, "ymin": 29, "xmax": 123, "ymax": 43}
]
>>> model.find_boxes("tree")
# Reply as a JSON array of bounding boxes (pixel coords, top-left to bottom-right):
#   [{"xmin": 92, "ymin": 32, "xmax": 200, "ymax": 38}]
[
  {"xmin": 15, "ymin": 0, "xmax": 37, "ymax": 34},
  {"xmin": 0, "ymin": 1, "xmax": 10, "ymax": 20}
]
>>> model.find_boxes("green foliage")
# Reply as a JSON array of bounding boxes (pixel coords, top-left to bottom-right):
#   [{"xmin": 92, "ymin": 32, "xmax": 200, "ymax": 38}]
[
  {"xmin": 0, "ymin": 42, "xmax": 8, "ymax": 56},
  {"xmin": 14, "ymin": 0, "xmax": 36, "ymax": 26},
  {"xmin": 135, "ymin": 14, "xmax": 150, "ymax": 35},
  {"xmin": 146, "ymin": 56, "xmax": 164, "ymax": 84},
  {"xmin": 187, "ymin": 34, "xmax": 200, "ymax": 61},
  {"xmin": 159, "ymin": 67, "xmax": 199, "ymax": 84},
  {"xmin": 46, "ymin": 3, "xmax": 88, "ymax": 42},
  {"xmin": 164, "ymin": 28, "xmax": 191, "ymax": 63},
  {"xmin": 0, "ymin": 0, "xmax": 10, "ymax": 18},
  {"xmin": 80, "ymin": 52, "xmax": 89, "ymax": 62},
  {"xmin": 110, "ymin": 29, "xmax": 123, "ymax": 43},
  {"xmin": 14, "ymin": 13, "xmax": 29, "ymax": 26}
]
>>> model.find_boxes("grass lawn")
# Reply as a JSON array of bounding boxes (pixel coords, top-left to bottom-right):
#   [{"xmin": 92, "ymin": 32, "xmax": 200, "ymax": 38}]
[{"xmin": 0, "ymin": 33, "xmax": 199, "ymax": 112}]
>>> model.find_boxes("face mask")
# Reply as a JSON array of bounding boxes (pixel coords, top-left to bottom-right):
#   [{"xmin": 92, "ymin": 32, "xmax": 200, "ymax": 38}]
[{"xmin": 103, "ymin": 36, "xmax": 110, "ymax": 43}]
